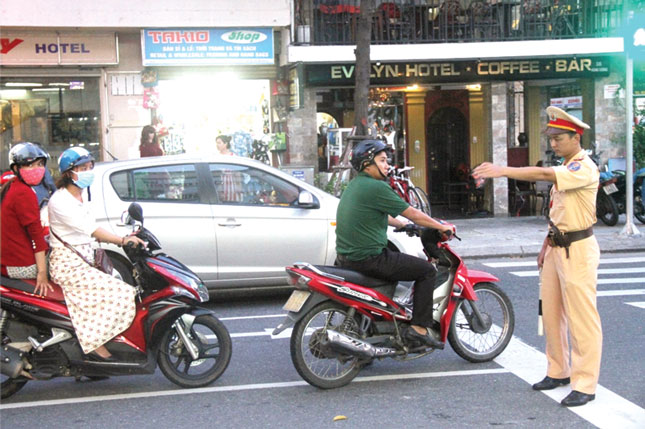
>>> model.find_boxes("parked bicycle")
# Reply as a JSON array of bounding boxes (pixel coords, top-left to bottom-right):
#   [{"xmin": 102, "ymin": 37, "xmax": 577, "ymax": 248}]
[{"xmin": 388, "ymin": 166, "xmax": 431, "ymax": 215}]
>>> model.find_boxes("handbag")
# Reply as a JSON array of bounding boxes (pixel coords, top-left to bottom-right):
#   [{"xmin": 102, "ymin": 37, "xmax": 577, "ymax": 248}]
[{"xmin": 50, "ymin": 229, "xmax": 114, "ymax": 275}]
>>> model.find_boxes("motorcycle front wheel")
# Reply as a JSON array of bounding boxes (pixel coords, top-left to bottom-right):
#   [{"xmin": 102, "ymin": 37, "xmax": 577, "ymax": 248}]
[
  {"xmin": 158, "ymin": 314, "xmax": 232, "ymax": 388},
  {"xmin": 290, "ymin": 301, "xmax": 362, "ymax": 389},
  {"xmin": 634, "ymin": 193, "xmax": 645, "ymax": 224},
  {"xmin": 596, "ymin": 191, "xmax": 619, "ymax": 226},
  {"xmin": 448, "ymin": 283, "xmax": 514, "ymax": 363}
]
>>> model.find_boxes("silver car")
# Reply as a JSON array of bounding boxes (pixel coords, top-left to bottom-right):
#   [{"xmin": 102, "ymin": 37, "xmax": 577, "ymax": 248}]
[{"xmin": 90, "ymin": 155, "xmax": 424, "ymax": 292}]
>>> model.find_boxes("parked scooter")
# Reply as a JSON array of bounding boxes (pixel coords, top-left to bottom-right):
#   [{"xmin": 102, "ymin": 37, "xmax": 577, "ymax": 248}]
[
  {"xmin": 1, "ymin": 203, "xmax": 232, "ymax": 399},
  {"xmin": 604, "ymin": 169, "xmax": 645, "ymax": 225},
  {"xmin": 596, "ymin": 172, "xmax": 620, "ymax": 226},
  {"xmin": 274, "ymin": 225, "xmax": 514, "ymax": 389}
]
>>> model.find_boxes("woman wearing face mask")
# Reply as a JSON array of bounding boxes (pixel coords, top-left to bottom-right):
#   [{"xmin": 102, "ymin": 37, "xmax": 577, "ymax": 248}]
[
  {"xmin": 1, "ymin": 142, "xmax": 53, "ymax": 297},
  {"xmin": 47, "ymin": 147, "xmax": 145, "ymax": 361}
]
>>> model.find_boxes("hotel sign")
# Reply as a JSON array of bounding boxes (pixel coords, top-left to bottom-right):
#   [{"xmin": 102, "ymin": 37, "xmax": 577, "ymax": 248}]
[
  {"xmin": 305, "ymin": 57, "xmax": 611, "ymax": 86},
  {"xmin": 141, "ymin": 28, "xmax": 274, "ymax": 66},
  {"xmin": 0, "ymin": 32, "xmax": 118, "ymax": 65}
]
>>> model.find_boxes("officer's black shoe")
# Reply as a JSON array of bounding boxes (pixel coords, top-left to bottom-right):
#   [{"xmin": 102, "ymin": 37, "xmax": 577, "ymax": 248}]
[
  {"xmin": 561, "ymin": 390, "xmax": 595, "ymax": 407},
  {"xmin": 532, "ymin": 376, "xmax": 571, "ymax": 391},
  {"xmin": 403, "ymin": 326, "xmax": 445, "ymax": 350}
]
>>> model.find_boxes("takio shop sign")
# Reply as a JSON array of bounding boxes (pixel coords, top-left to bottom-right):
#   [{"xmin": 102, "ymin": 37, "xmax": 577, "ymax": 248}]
[{"xmin": 142, "ymin": 28, "xmax": 274, "ymax": 66}]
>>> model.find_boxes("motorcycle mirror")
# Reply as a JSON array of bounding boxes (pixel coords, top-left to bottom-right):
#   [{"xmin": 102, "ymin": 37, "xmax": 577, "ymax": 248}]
[
  {"xmin": 128, "ymin": 203, "xmax": 144, "ymax": 223},
  {"xmin": 118, "ymin": 211, "xmax": 134, "ymax": 226}
]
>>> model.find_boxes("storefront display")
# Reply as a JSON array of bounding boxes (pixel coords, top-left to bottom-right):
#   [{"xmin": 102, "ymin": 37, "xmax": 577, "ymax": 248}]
[{"xmin": 0, "ymin": 77, "xmax": 101, "ymax": 172}]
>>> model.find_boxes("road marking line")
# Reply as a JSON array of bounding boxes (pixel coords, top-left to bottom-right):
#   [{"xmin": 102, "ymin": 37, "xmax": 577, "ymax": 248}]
[
  {"xmin": 0, "ymin": 368, "xmax": 509, "ymax": 410},
  {"xmin": 495, "ymin": 337, "xmax": 645, "ymax": 428},
  {"xmin": 484, "ymin": 257, "xmax": 645, "ymax": 268},
  {"xmin": 625, "ymin": 301, "xmax": 645, "ymax": 309},
  {"xmin": 597, "ymin": 289, "xmax": 645, "ymax": 297},
  {"xmin": 220, "ymin": 314, "xmax": 284, "ymax": 321},
  {"xmin": 511, "ymin": 268, "xmax": 645, "ymax": 277}
]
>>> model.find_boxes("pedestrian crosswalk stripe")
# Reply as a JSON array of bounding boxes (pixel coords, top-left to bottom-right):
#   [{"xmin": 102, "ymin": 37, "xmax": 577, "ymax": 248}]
[
  {"xmin": 510, "ymin": 268, "xmax": 645, "ymax": 277},
  {"xmin": 626, "ymin": 301, "xmax": 645, "ymax": 309},
  {"xmin": 597, "ymin": 289, "xmax": 645, "ymax": 297},
  {"xmin": 483, "ymin": 256, "xmax": 645, "ymax": 268}
]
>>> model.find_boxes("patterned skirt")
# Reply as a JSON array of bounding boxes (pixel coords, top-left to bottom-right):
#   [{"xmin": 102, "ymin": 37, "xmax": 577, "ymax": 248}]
[{"xmin": 49, "ymin": 245, "xmax": 136, "ymax": 354}]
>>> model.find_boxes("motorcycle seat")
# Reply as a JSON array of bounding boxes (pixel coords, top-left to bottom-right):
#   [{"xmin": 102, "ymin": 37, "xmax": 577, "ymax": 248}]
[
  {"xmin": 312, "ymin": 265, "xmax": 397, "ymax": 292},
  {"xmin": 0, "ymin": 275, "xmax": 66, "ymax": 302}
]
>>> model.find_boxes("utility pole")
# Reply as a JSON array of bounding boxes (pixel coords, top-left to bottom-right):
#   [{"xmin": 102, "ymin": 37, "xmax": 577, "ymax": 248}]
[
  {"xmin": 621, "ymin": 5, "xmax": 643, "ymax": 236},
  {"xmin": 353, "ymin": 0, "xmax": 375, "ymax": 136}
]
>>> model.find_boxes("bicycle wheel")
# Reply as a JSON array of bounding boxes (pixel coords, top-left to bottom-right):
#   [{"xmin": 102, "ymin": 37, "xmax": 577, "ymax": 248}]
[
  {"xmin": 414, "ymin": 187, "xmax": 431, "ymax": 216},
  {"xmin": 407, "ymin": 187, "xmax": 431, "ymax": 216}
]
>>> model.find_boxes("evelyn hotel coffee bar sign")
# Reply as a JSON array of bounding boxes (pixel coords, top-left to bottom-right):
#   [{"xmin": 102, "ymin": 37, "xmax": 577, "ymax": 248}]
[
  {"xmin": 0, "ymin": 32, "xmax": 118, "ymax": 65},
  {"xmin": 305, "ymin": 57, "xmax": 611, "ymax": 86}
]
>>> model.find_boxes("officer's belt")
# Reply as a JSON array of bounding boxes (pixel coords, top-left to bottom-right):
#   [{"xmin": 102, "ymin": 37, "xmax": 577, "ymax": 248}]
[
  {"xmin": 547, "ymin": 226, "xmax": 593, "ymax": 258},
  {"xmin": 556, "ymin": 227, "xmax": 594, "ymax": 245}
]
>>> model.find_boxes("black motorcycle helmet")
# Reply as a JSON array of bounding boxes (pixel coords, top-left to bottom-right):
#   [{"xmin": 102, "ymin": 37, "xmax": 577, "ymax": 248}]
[
  {"xmin": 350, "ymin": 139, "xmax": 390, "ymax": 172},
  {"xmin": 8, "ymin": 142, "xmax": 49, "ymax": 170}
]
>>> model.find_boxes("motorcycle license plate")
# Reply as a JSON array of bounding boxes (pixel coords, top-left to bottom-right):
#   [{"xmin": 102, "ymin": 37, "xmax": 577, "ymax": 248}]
[
  {"xmin": 283, "ymin": 290, "xmax": 311, "ymax": 312},
  {"xmin": 603, "ymin": 183, "xmax": 618, "ymax": 195}
]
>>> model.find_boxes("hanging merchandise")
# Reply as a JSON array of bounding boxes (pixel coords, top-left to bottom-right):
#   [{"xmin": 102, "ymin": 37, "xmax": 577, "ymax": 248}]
[
  {"xmin": 141, "ymin": 68, "xmax": 158, "ymax": 87},
  {"xmin": 231, "ymin": 131, "xmax": 253, "ymax": 157},
  {"xmin": 251, "ymin": 138, "xmax": 270, "ymax": 164},
  {"xmin": 269, "ymin": 132, "xmax": 287, "ymax": 151},
  {"xmin": 143, "ymin": 87, "xmax": 159, "ymax": 109}
]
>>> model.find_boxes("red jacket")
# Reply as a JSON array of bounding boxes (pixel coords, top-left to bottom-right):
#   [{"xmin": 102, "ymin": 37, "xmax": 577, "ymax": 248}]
[
  {"xmin": 1, "ymin": 179, "xmax": 48, "ymax": 270},
  {"xmin": 140, "ymin": 143, "xmax": 164, "ymax": 157}
]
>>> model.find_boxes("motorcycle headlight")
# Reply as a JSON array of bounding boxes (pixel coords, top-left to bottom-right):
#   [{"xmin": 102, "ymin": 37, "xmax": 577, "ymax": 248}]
[{"xmin": 196, "ymin": 282, "xmax": 210, "ymax": 302}]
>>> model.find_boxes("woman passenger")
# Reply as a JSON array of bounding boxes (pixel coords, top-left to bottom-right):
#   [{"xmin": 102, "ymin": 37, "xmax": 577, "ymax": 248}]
[
  {"xmin": 48, "ymin": 147, "xmax": 144, "ymax": 361},
  {"xmin": 0, "ymin": 143, "xmax": 52, "ymax": 296}
]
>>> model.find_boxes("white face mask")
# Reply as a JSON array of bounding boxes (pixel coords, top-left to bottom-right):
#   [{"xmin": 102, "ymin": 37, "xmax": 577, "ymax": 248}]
[{"xmin": 72, "ymin": 170, "xmax": 94, "ymax": 188}]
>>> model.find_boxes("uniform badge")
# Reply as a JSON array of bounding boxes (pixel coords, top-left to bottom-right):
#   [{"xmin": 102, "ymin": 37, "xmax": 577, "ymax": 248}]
[{"xmin": 568, "ymin": 161, "xmax": 581, "ymax": 171}]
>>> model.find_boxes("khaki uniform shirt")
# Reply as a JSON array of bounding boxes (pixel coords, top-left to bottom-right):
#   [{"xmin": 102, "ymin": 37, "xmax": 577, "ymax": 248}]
[{"xmin": 549, "ymin": 149, "xmax": 599, "ymax": 232}]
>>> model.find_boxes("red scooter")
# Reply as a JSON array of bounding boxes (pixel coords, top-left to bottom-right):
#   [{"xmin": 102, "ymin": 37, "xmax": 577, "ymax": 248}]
[
  {"xmin": 1, "ymin": 203, "xmax": 231, "ymax": 399},
  {"xmin": 274, "ymin": 224, "xmax": 514, "ymax": 389}
]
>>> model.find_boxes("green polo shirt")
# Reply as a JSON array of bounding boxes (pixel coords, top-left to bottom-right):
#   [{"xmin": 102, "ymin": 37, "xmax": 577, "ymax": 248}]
[{"xmin": 336, "ymin": 172, "xmax": 410, "ymax": 261}]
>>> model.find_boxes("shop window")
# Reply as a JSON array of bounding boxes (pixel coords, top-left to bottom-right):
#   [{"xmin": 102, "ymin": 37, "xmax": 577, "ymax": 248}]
[
  {"xmin": 0, "ymin": 77, "xmax": 101, "ymax": 172},
  {"xmin": 110, "ymin": 164, "xmax": 199, "ymax": 202},
  {"xmin": 210, "ymin": 163, "xmax": 299, "ymax": 206}
]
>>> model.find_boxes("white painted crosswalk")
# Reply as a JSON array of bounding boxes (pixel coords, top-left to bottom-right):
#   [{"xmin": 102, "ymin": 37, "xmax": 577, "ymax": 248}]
[{"xmin": 482, "ymin": 255, "xmax": 645, "ymax": 301}]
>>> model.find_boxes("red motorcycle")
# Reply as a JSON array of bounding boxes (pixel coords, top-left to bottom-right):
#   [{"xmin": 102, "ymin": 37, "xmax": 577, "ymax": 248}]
[
  {"xmin": 1, "ymin": 203, "xmax": 231, "ymax": 399},
  {"xmin": 274, "ymin": 225, "xmax": 514, "ymax": 389}
]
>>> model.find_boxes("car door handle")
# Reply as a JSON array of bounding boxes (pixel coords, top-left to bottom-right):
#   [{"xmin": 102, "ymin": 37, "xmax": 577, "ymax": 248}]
[{"xmin": 218, "ymin": 219, "xmax": 241, "ymax": 227}]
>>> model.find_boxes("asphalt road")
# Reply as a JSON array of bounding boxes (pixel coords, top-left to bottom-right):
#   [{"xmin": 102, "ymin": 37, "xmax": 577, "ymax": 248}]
[{"xmin": 2, "ymin": 253, "xmax": 644, "ymax": 429}]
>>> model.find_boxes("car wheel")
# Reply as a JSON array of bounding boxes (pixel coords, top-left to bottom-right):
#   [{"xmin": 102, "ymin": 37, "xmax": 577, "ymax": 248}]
[{"xmin": 111, "ymin": 256, "xmax": 135, "ymax": 285}]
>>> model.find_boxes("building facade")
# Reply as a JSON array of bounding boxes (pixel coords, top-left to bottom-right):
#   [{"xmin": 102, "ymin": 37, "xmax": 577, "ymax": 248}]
[{"xmin": 1, "ymin": 0, "xmax": 642, "ymax": 216}]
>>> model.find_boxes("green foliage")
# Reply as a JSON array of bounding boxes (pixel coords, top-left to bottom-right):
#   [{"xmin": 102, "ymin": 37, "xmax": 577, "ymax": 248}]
[{"xmin": 635, "ymin": 109, "xmax": 645, "ymax": 168}]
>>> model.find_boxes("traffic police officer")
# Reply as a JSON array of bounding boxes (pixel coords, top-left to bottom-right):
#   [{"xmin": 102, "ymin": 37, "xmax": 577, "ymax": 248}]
[{"xmin": 473, "ymin": 106, "xmax": 601, "ymax": 407}]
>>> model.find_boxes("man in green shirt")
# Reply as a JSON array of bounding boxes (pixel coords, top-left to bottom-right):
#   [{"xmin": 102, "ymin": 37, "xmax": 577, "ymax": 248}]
[{"xmin": 336, "ymin": 140, "xmax": 452, "ymax": 349}]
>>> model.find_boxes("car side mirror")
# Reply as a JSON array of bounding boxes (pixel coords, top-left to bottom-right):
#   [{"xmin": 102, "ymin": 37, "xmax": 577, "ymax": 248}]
[
  {"xmin": 297, "ymin": 190, "xmax": 319, "ymax": 209},
  {"xmin": 128, "ymin": 202, "xmax": 144, "ymax": 223}
]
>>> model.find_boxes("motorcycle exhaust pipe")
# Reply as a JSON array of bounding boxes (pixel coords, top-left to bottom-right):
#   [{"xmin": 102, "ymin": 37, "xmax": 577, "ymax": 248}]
[
  {"xmin": 324, "ymin": 330, "xmax": 397, "ymax": 359},
  {"xmin": 1, "ymin": 345, "xmax": 27, "ymax": 379}
]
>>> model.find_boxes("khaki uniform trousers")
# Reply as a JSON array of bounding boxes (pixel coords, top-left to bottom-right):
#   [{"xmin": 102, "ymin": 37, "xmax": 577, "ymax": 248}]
[{"xmin": 541, "ymin": 236, "xmax": 602, "ymax": 394}]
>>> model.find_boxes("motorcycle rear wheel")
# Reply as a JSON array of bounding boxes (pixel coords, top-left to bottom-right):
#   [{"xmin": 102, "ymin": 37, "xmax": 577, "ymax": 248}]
[
  {"xmin": 1, "ymin": 332, "xmax": 28, "ymax": 399},
  {"xmin": 596, "ymin": 191, "xmax": 619, "ymax": 226},
  {"xmin": 290, "ymin": 301, "xmax": 362, "ymax": 389},
  {"xmin": 158, "ymin": 314, "xmax": 232, "ymax": 388},
  {"xmin": 448, "ymin": 283, "xmax": 514, "ymax": 363}
]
